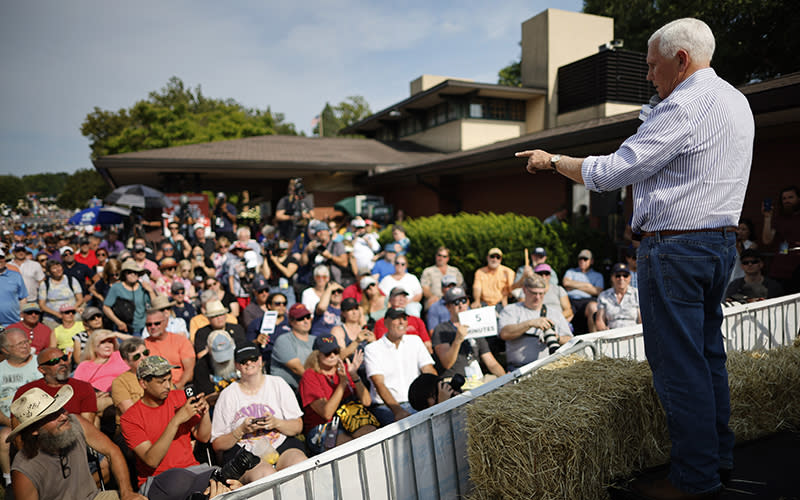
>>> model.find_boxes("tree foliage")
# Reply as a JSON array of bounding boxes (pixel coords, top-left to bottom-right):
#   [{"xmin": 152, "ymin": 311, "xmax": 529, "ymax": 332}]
[
  {"xmin": 57, "ymin": 169, "xmax": 111, "ymax": 209},
  {"xmin": 81, "ymin": 77, "xmax": 299, "ymax": 160},
  {"xmin": 21, "ymin": 173, "xmax": 69, "ymax": 199},
  {"xmin": 582, "ymin": 0, "xmax": 800, "ymax": 85},
  {"xmin": 0, "ymin": 175, "xmax": 26, "ymax": 206},
  {"xmin": 314, "ymin": 96, "xmax": 372, "ymax": 137},
  {"xmin": 497, "ymin": 60, "xmax": 522, "ymax": 87}
]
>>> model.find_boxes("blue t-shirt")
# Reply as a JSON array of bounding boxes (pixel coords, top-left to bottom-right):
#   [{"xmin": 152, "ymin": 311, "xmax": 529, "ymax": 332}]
[
  {"xmin": 310, "ymin": 305, "xmax": 341, "ymax": 336},
  {"xmin": 372, "ymin": 259, "xmax": 395, "ymax": 281},
  {"xmin": 563, "ymin": 267, "xmax": 604, "ymax": 300},
  {"xmin": 0, "ymin": 269, "xmax": 27, "ymax": 327},
  {"xmin": 426, "ymin": 299, "xmax": 451, "ymax": 332}
]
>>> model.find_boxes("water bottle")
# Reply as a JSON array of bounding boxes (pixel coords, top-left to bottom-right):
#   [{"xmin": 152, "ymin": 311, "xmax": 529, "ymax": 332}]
[
  {"xmin": 250, "ymin": 437, "xmax": 280, "ymax": 465},
  {"xmin": 323, "ymin": 416, "xmax": 340, "ymax": 450}
]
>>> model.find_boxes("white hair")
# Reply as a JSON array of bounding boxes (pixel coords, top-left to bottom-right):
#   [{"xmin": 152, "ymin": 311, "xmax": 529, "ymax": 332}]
[
  {"xmin": 648, "ymin": 18, "xmax": 715, "ymax": 65},
  {"xmin": 236, "ymin": 227, "xmax": 251, "ymax": 239},
  {"xmin": 313, "ymin": 265, "xmax": 330, "ymax": 278}
]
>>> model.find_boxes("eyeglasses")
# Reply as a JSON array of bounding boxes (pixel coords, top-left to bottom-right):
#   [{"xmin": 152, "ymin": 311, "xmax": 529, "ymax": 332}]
[
  {"xmin": 88, "ymin": 314, "xmax": 102, "ymax": 321},
  {"xmin": 173, "ymin": 290, "xmax": 185, "ymax": 295},
  {"xmin": 451, "ymin": 298, "xmax": 469, "ymax": 306},
  {"xmin": 396, "ymin": 262, "xmax": 407, "ymax": 266},
  {"xmin": 145, "ymin": 320, "xmax": 163, "ymax": 327},
  {"xmin": 239, "ymin": 356, "xmax": 260, "ymax": 365},
  {"xmin": 436, "ymin": 254, "xmax": 449, "ymax": 258},
  {"xmin": 41, "ymin": 354, "xmax": 70, "ymax": 366},
  {"xmin": 271, "ymin": 301, "xmax": 287, "ymax": 306},
  {"xmin": 131, "ymin": 349, "xmax": 150, "ymax": 361},
  {"xmin": 613, "ymin": 274, "xmax": 630, "ymax": 279},
  {"xmin": 488, "ymin": 254, "xmax": 502, "ymax": 260},
  {"xmin": 60, "ymin": 453, "xmax": 71, "ymax": 479},
  {"xmin": 163, "ymin": 266, "xmax": 177, "ymax": 271},
  {"xmin": 331, "ymin": 289, "xmax": 343, "ymax": 295},
  {"xmin": 294, "ymin": 314, "xmax": 312, "ymax": 321},
  {"xmin": 741, "ymin": 259, "xmax": 760, "ymax": 265},
  {"xmin": 7, "ymin": 338, "xmax": 31, "ymax": 349}
]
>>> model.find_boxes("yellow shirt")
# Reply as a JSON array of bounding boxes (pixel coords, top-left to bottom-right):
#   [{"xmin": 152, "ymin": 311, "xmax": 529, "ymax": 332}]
[
  {"xmin": 54, "ymin": 321, "xmax": 85, "ymax": 352},
  {"xmin": 473, "ymin": 265, "xmax": 515, "ymax": 305}
]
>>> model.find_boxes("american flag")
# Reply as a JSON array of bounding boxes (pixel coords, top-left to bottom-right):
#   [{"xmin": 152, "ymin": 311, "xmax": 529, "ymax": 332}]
[{"xmin": 311, "ymin": 115, "xmax": 320, "ymax": 127}]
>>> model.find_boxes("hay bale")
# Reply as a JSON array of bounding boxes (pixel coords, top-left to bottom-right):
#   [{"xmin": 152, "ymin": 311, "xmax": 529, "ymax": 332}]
[{"xmin": 466, "ymin": 346, "xmax": 800, "ymax": 500}]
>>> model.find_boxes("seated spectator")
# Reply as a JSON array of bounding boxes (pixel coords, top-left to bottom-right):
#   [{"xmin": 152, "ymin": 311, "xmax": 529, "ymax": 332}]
[
  {"xmin": 499, "ymin": 275, "xmax": 572, "ymax": 371},
  {"xmin": 171, "ymin": 280, "xmax": 197, "ymax": 328},
  {"xmin": 120, "ymin": 355, "xmax": 214, "ymax": 497},
  {"xmin": 8, "ymin": 302, "xmax": 55, "ymax": 355},
  {"xmin": 342, "ymin": 270, "xmax": 373, "ymax": 304},
  {"xmin": 373, "ymin": 288, "xmax": 432, "ymax": 353},
  {"xmin": 111, "ymin": 338, "xmax": 148, "ymax": 414},
  {"xmin": 389, "ymin": 225, "xmax": 410, "ymax": 256},
  {"xmin": 246, "ymin": 292, "xmax": 291, "ymax": 366},
  {"xmin": 190, "ymin": 244, "xmax": 216, "ymax": 282},
  {"xmin": 15, "ymin": 347, "xmax": 98, "ymax": 424},
  {"xmin": 242, "ymin": 275, "xmax": 271, "ymax": 330},
  {"xmin": 310, "ymin": 281, "xmax": 344, "ymax": 336},
  {"xmin": 408, "ymin": 373, "xmax": 458, "ymax": 411},
  {"xmin": 94, "ymin": 247, "xmax": 109, "ymax": 276},
  {"xmin": 534, "ymin": 264, "xmax": 574, "ymax": 324},
  {"xmin": 364, "ymin": 308, "xmax": 436, "ymax": 425},
  {"xmin": 301, "ymin": 265, "xmax": 331, "ymax": 316},
  {"xmin": 623, "ymin": 247, "xmax": 639, "ymax": 289},
  {"xmin": 351, "ymin": 217, "xmax": 380, "ymax": 273},
  {"xmin": 330, "ymin": 297, "xmax": 375, "ymax": 360},
  {"xmin": 74, "ymin": 237, "xmax": 99, "ymax": 271},
  {"xmin": 270, "ymin": 303, "xmax": 317, "ymax": 392},
  {"xmin": 147, "ymin": 294, "xmax": 188, "ymax": 337},
  {"xmin": 300, "ymin": 334, "xmax": 376, "ymax": 455},
  {"xmin": 9, "ymin": 386, "xmax": 141, "ymax": 500},
  {"xmin": 53, "ymin": 304, "xmax": 84, "ymax": 355},
  {"xmin": 426, "ymin": 275, "xmax": 458, "ymax": 332},
  {"xmin": 227, "ymin": 241, "xmax": 253, "ymax": 310},
  {"xmin": 99, "ymin": 229, "xmax": 126, "ymax": 257},
  {"xmin": 432, "ymin": 287, "xmax": 505, "ymax": 387},
  {"xmin": 154, "ymin": 257, "xmax": 178, "ymax": 297},
  {"xmin": 596, "ymin": 263, "xmax": 641, "ymax": 331},
  {"xmin": 74, "ymin": 306, "xmax": 104, "ymax": 366},
  {"xmin": 74, "ymin": 329, "xmax": 132, "ymax": 393},
  {"xmin": 471, "ymin": 248, "xmax": 515, "ymax": 309},
  {"xmin": 371, "ymin": 245, "xmax": 397, "ymax": 282},
  {"xmin": 379, "ymin": 255, "xmax": 423, "ymax": 317},
  {"xmin": 189, "ymin": 288, "xmax": 238, "ymax": 342},
  {"xmin": 211, "ymin": 236, "xmax": 233, "ymax": 282},
  {"xmin": 176, "ymin": 259, "xmax": 197, "ymax": 299},
  {"xmin": 420, "ymin": 247, "xmax": 465, "ymax": 310},
  {"xmin": 562, "ymin": 249, "xmax": 604, "ymax": 333},
  {"xmin": 88, "ymin": 258, "xmax": 121, "ymax": 309},
  {"xmin": 104, "ymin": 259, "xmax": 156, "ymax": 336},
  {"xmin": 211, "ymin": 345, "xmax": 306, "ymax": 482},
  {"xmin": 359, "ymin": 275, "xmax": 386, "ymax": 323},
  {"xmin": 39, "ymin": 259, "xmax": 83, "ymax": 328},
  {"xmin": 143, "ymin": 308, "xmax": 195, "ymax": 390},
  {"xmin": 193, "ymin": 300, "xmax": 248, "ymax": 398},
  {"xmin": 1, "ymin": 328, "xmax": 41, "ymax": 486},
  {"xmin": 726, "ymin": 249, "xmax": 783, "ymax": 302}
]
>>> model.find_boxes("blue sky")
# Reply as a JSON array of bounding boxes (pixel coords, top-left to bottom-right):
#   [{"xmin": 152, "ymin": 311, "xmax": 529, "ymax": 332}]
[{"xmin": 0, "ymin": 0, "xmax": 583, "ymax": 176}]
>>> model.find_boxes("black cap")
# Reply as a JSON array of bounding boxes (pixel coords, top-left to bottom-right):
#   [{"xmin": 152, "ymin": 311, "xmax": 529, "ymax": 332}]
[
  {"xmin": 341, "ymin": 297, "xmax": 359, "ymax": 311},
  {"xmin": 384, "ymin": 308, "xmax": 407, "ymax": 320},
  {"xmin": 611, "ymin": 263, "xmax": 631, "ymax": 275},
  {"xmin": 234, "ymin": 345, "xmax": 260, "ymax": 363}
]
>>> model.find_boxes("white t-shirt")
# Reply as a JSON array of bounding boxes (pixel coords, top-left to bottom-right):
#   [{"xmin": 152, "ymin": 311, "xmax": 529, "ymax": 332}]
[
  {"xmin": 301, "ymin": 287, "xmax": 321, "ymax": 317},
  {"xmin": 211, "ymin": 375, "xmax": 303, "ymax": 451},
  {"xmin": 364, "ymin": 334, "xmax": 434, "ymax": 405},
  {"xmin": 379, "ymin": 273, "xmax": 422, "ymax": 299}
]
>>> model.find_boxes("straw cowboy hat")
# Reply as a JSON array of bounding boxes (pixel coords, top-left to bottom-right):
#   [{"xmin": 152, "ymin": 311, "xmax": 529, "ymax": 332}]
[
  {"xmin": 204, "ymin": 300, "xmax": 228, "ymax": 318},
  {"xmin": 146, "ymin": 294, "xmax": 176, "ymax": 314},
  {"xmin": 7, "ymin": 385, "xmax": 74, "ymax": 442},
  {"xmin": 120, "ymin": 259, "xmax": 144, "ymax": 274}
]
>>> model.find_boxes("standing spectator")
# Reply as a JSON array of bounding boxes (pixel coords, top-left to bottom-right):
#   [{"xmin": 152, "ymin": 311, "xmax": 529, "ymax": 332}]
[
  {"xmin": 378, "ymin": 255, "xmax": 423, "ymax": 317},
  {"xmin": 74, "ymin": 237, "xmax": 99, "ymax": 270},
  {"xmin": 263, "ymin": 239, "xmax": 298, "ymax": 306},
  {"xmin": 432, "ymin": 287, "xmax": 505, "ymax": 386},
  {"xmin": 420, "ymin": 247, "xmax": 465, "ymax": 310},
  {"xmin": 517, "ymin": 18, "xmax": 754, "ymax": 496},
  {"xmin": 471, "ymin": 248, "xmax": 515, "ymax": 309},
  {"xmin": 8, "ymin": 303, "xmax": 55, "ymax": 354},
  {"xmin": 0, "ymin": 328, "xmax": 40, "ymax": 485},
  {"xmin": 111, "ymin": 337, "xmax": 148, "ymax": 415},
  {"xmin": 275, "ymin": 178, "xmax": 314, "ymax": 239},
  {"xmin": 562, "ymin": 249, "xmax": 604, "ymax": 333},
  {"xmin": 120, "ymin": 355, "xmax": 213, "ymax": 497},
  {"xmin": 725, "ymin": 249, "xmax": 783, "ymax": 301},
  {"xmin": 38, "ymin": 260, "xmax": 83, "ymax": 329},
  {"xmin": 300, "ymin": 220, "xmax": 355, "ymax": 287},
  {"xmin": 499, "ymin": 276, "xmax": 572, "ymax": 370},
  {"xmin": 227, "ymin": 241, "xmax": 252, "ymax": 310},
  {"xmin": 543, "ymin": 206, "xmax": 568, "ymax": 226},
  {"xmin": 143, "ymin": 308, "xmax": 195, "ymax": 390},
  {"xmin": 212, "ymin": 192, "xmax": 238, "ymax": 241},
  {"xmin": 762, "ymin": 187, "xmax": 800, "ymax": 290},
  {"xmin": 270, "ymin": 303, "xmax": 316, "ymax": 392},
  {"xmin": 364, "ymin": 308, "xmax": 436, "ymax": 425},
  {"xmin": 211, "ymin": 236, "xmax": 233, "ymax": 283},
  {"xmin": 299, "ymin": 334, "xmax": 376, "ymax": 454},
  {"xmin": 595, "ymin": 263, "xmax": 641, "ymax": 331},
  {"xmin": 88, "ymin": 258, "xmax": 121, "ymax": 308},
  {"xmin": 104, "ymin": 260, "xmax": 156, "ymax": 335},
  {"xmin": 9, "ymin": 243, "xmax": 44, "ymax": 302},
  {"xmin": 61, "ymin": 245, "xmax": 95, "ymax": 303},
  {"xmin": 211, "ymin": 345, "xmax": 307, "ymax": 482}
]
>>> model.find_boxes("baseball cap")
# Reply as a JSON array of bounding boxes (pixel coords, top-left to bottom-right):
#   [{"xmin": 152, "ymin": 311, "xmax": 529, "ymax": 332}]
[
  {"xmin": 59, "ymin": 246, "xmax": 75, "ymax": 255},
  {"xmin": 341, "ymin": 297, "xmax": 359, "ymax": 311},
  {"xmin": 171, "ymin": 281, "xmax": 185, "ymax": 293},
  {"xmin": 389, "ymin": 287, "xmax": 408, "ymax": 298},
  {"xmin": 137, "ymin": 356, "xmax": 178, "ymax": 379},
  {"xmin": 384, "ymin": 308, "xmax": 407, "ymax": 320},
  {"xmin": 534, "ymin": 263, "xmax": 553, "ymax": 274},
  {"xmin": 252, "ymin": 275, "xmax": 269, "ymax": 293},
  {"xmin": 13, "ymin": 244, "xmax": 26, "ymax": 253},
  {"xmin": 487, "ymin": 247, "xmax": 503, "ymax": 257},
  {"xmin": 21, "ymin": 302, "xmax": 41, "ymax": 314},
  {"xmin": 383, "ymin": 243, "xmax": 397, "ymax": 253},
  {"xmin": 351, "ymin": 218, "xmax": 366, "ymax": 228},
  {"xmin": 234, "ymin": 345, "xmax": 260, "ymax": 364},
  {"xmin": 533, "ymin": 247, "xmax": 547, "ymax": 256},
  {"xmin": 313, "ymin": 333, "xmax": 340, "ymax": 354},
  {"xmin": 207, "ymin": 330, "xmax": 235, "ymax": 363},
  {"xmin": 441, "ymin": 275, "xmax": 458, "ymax": 287},
  {"xmin": 444, "ymin": 286, "xmax": 468, "ymax": 304},
  {"xmin": 81, "ymin": 306, "xmax": 102, "ymax": 322},
  {"xmin": 359, "ymin": 276, "xmax": 377, "ymax": 290},
  {"xmin": 288, "ymin": 303, "xmax": 311, "ymax": 320},
  {"xmin": 309, "ymin": 220, "xmax": 328, "ymax": 234},
  {"xmin": 611, "ymin": 263, "xmax": 631, "ymax": 275},
  {"xmin": 578, "ymin": 249, "xmax": 593, "ymax": 259}
]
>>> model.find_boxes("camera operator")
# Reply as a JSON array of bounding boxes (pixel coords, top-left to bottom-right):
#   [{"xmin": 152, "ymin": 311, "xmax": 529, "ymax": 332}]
[
  {"xmin": 212, "ymin": 192, "xmax": 237, "ymax": 242},
  {"xmin": 263, "ymin": 238, "xmax": 299, "ymax": 306},
  {"xmin": 173, "ymin": 194, "xmax": 200, "ymax": 240},
  {"xmin": 300, "ymin": 220, "xmax": 356, "ymax": 288},
  {"xmin": 275, "ymin": 178, "xmax": 314, "ymax": 240},
  {"xmin": 498, "ymin": 275, "xmax": 571, "ymax": 371},
  {"xmin": 408, "ymin": 373, "xmax": 459, "ymax": 411}
]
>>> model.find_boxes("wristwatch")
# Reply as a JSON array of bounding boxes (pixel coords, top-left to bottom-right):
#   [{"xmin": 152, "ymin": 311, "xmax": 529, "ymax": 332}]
[{"xmin": 550, "ymin": 154, "xmax": 562, "ymax": 170}]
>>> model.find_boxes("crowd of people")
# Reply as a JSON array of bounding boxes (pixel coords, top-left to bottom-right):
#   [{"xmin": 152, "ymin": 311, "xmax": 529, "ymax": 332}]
[{"xmin": 0, "ymin": 179, "xmax": 798, "ymax": 498}]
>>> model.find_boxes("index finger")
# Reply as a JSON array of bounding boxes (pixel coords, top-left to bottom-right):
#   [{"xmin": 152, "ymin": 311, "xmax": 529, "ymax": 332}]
[{"xmin": 515, "ymin": 150, "xmax": 535, "ymax": 158}]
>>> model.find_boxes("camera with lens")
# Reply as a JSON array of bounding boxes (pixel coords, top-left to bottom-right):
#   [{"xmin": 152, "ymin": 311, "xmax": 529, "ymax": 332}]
[
  {"xmin": 449, "ymin": 373, "xmax": 466, "ymax": 394},
  {"xmin": 211, "ymin": 446, "xmax": 260, "ymax": 484},
  {"xmin": 263, "ymin": 238, "xmax": 279, "ymax": 255},
  {"xmin": 538, "ymin": 305, "xmax": 560, "ymax": 354},
  {"xmin": 293, "ymin": 177, "xmax": 306, "ymax": 199}
]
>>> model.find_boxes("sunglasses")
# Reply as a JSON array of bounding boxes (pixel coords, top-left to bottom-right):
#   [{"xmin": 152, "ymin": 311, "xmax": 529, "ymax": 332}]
[
  {"xmin": 173, "ymin": 289, "xmax": 185, "ymax": 294},
  {"xmin": 239, "ymin": 356, "xmax": 260, "ymax": 365},
  {"xmin": 62, "ymin": 310, "xmax": 76, "ymax": 315},
  {"xmin": 323, "ymin": 349, "xmax": 341, "ymax": 356},
  {"xmin": 41, "ymin": 354, "xmax": 70, "ymax": 366},
  {"xmin": 145, "ymin": 320, "xmax": 163, "ymax": 327},
  {"xmin": 613, "ymin": 274, "xmax": 630, "ymax": 279},
  {"xmin": 741, "ymin": 259, "xmax": 760, "ymax": 265},
  {"xmin": 451, "ymin": 298, "xmax": 469, "ymax": 306},
  {"xmin": 578, "ymin": 257, "xmax": 590, "ymax": 261},
  {"xmin": 396, "ymin": 262, "xmax": 408, "ymax": 267},
  {"xmin": 131, "ymin": 349, "xmax": 151, "ymax": 361},
  {"xmin": 536, "ymin": 271, "xmax": 551, "ymax": 276},
  {"xmin": 365, "ymin": 283, "xmax": 376, "ymax": 289},
  {"xmin": 62, "ymin": 251, "xmax": 73, "ymax": 256},
  {"xmin": 163, "ymin": 247, "xmax": 174, "ymax": 251},
  {"xmin": 88, "ymin": 314, "xmax": 102, "ymax": 321},
  {"xmin": 23, "ymin": 310, "xmax": 42, "ymax": 315},
  {"xmin": 163, "ymin": 266, "xmax": 177, "ymax": 271},
  {"xmin": 257, "ymin": 289, "xmax": 269, "ymax": 294},
  {"xmin": 294, "ymin": 314, "xmax": 312, "ymax": 321},
  {"xmin": 331, "ymin": 289, "xmax": 343, "ymax": 295},
  {"xmin": 436, "ymin": 254, "xmax": 449, "ymax": 258},
  {"xmin": 271, "ymin": 301, "xmax": 287, "ymax": 306},
  {"xmin": 96, "ymin": 252, "xmax": 108, "ymax": 257},
  {"xmin": 488, "ymin": 254, "xmax": 502, "ymax": 259}
]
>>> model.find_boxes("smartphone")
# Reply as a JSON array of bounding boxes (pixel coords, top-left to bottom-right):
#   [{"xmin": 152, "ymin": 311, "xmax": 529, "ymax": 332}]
[
  {"xmin": 764, "ymin": 198, "xmax": 772, "ymax": 212},
  {"xmin": 184, "ymin": 385, "xmax": 196, "ymax": 402},
  {"xmin": 253, "ymin": 417, "xmax": 268, "ymax": 424}
]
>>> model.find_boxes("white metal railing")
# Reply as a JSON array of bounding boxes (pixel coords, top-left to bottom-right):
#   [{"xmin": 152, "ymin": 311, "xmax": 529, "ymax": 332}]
[{"xmin": 219, "ymin": 293, "xmax": 800, "ymax": 500}]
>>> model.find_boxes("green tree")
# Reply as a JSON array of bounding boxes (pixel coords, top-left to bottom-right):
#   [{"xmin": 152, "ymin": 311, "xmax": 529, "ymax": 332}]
[
  {"xmin": 0, "ymin": 175, "xmax": 25, "ymax": 206},
  {"xmin": 57, "ymin": 169, "xmax": 111, "ymax": 209},
  {"xmin": 498, "ymin": 60, "xmax": 522, "ymax": 87},
  {"xmin": 81, "ymin": 77, "xmax": 299, "ymax": 160},
  {"xmin": 314, "ymin": 96, "xmax": 372, "ymax": 137},
  {"xmin": 22, "ymin": 173, "xmax": 68, "ymax": 198},
  {"xmin": 582, "ymin": 0, "xmax": 800, "ymax": 85}
]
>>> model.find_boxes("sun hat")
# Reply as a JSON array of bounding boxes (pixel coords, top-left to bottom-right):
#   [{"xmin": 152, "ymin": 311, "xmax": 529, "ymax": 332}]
[{"xmin": 7, "ymin": 385, "xmax": 74, "ymax": 442}]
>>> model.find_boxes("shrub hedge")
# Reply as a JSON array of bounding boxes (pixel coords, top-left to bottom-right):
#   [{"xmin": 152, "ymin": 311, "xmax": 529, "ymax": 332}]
[{"xmin": 379, "ymin": 212, "xmax": 615, "ymax": 290}]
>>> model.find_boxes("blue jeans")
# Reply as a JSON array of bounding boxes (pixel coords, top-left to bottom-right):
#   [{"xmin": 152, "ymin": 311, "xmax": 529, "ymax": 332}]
[{"xmin": 638, "ymin": 230, "xmax": 736, "ymax": 494}]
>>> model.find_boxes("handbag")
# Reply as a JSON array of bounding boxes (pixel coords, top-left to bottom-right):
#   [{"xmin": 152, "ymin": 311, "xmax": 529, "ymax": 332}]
[
  {"xmin": 335, "ymin": 400, "xmax": 379, "ymax": 434},
  {"xmin": 112, "ymin": 296, "xmax": 136, "ymax": 325}
]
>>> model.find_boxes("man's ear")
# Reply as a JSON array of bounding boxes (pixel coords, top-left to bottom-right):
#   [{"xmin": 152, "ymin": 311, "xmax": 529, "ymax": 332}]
[{"xmin": 677, "ymin": 49, "xmax": 690, "ymax": 72}]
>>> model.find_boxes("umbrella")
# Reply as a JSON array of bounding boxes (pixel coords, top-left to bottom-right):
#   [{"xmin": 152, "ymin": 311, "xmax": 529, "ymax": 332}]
[
  {"xmin": 104, "ymin": 184, "xmax": 171, "ymax": 209},
  {"xmin": 68, "ymin": 206, "xmax": 130, "ymax": 226}
]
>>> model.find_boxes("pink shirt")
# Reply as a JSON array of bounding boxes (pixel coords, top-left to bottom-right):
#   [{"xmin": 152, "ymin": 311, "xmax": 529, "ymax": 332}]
[{"xmin": 73, "ymin": 350, "xmax": 130, "ymax": 392}]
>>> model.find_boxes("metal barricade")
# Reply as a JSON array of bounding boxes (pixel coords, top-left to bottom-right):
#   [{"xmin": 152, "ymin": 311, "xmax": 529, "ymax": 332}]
[{"xmin": 219, "ymin": 293, "xmax": 800, "ymax": 499}]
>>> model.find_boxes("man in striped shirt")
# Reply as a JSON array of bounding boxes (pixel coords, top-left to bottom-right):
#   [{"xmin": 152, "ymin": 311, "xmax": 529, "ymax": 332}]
[{"xmin": 518, "ymin": 18, "xmax": 754, "ymax": 500}]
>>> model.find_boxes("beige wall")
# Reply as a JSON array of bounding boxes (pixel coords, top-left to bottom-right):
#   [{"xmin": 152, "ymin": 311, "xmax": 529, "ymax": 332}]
[
  {"xmin": 521, "ymin": 9, "xmax": 614, "ymax": 128},
  {"xmin": 557, "ymin": 102, "xmax": 642, "ymax": 127},
  {"xmin": 462, "ymin": 120, "xmax": 525, "ymax": 151},
  {"xmin": 525, "ymin": 96, "xmax": 546, "ymax": 134},
  {"xmin": 405, "ymin": 120, "xmax": 463, "ymax": 152},
  {"xmin": 410, "ymin": 75, "xmax": 474, "ymax": 96}
]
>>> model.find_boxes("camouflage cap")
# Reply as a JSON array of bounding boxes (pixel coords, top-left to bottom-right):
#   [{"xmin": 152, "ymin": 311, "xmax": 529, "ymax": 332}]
[{"xmin": 137, "ymin": 355, "xmax": 179, "ymax": 379}]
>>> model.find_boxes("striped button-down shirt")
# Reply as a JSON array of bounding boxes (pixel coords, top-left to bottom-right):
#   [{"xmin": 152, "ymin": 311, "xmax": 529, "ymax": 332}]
[{"xmin": 582, "ymin": 68, "xmax": 755, "ymax": 233}]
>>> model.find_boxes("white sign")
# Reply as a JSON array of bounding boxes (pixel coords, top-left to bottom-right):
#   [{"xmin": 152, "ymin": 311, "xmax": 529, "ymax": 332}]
[
  {"xmin": 458, "ymin": 306, "xmax": 498, "ymax": 339},
  {"xmin": 259, "ymin": 311, "xmax": 279, "ymax": 336}
]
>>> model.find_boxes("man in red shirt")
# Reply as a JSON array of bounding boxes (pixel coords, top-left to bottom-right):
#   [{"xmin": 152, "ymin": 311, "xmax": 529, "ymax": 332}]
[
  {"xmin": 121, "ymin": 355, "xmax": 213, "ymax": 497},
  {"xmin": 74, "ymin": 237, "xmax": 99, "ymax": 271},
  {"xmin": 7, "ymin": 303, "xmax": 55, "ymax": 354},
  {"xmin": 373, "ymin": 288, "xmax": 432, "ymax": 353}
]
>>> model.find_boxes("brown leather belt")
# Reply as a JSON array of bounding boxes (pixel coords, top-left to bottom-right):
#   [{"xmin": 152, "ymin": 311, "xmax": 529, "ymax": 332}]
[{"xmin": 639, "ymin": 226, "xmax": 738, "ymax": 239}]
